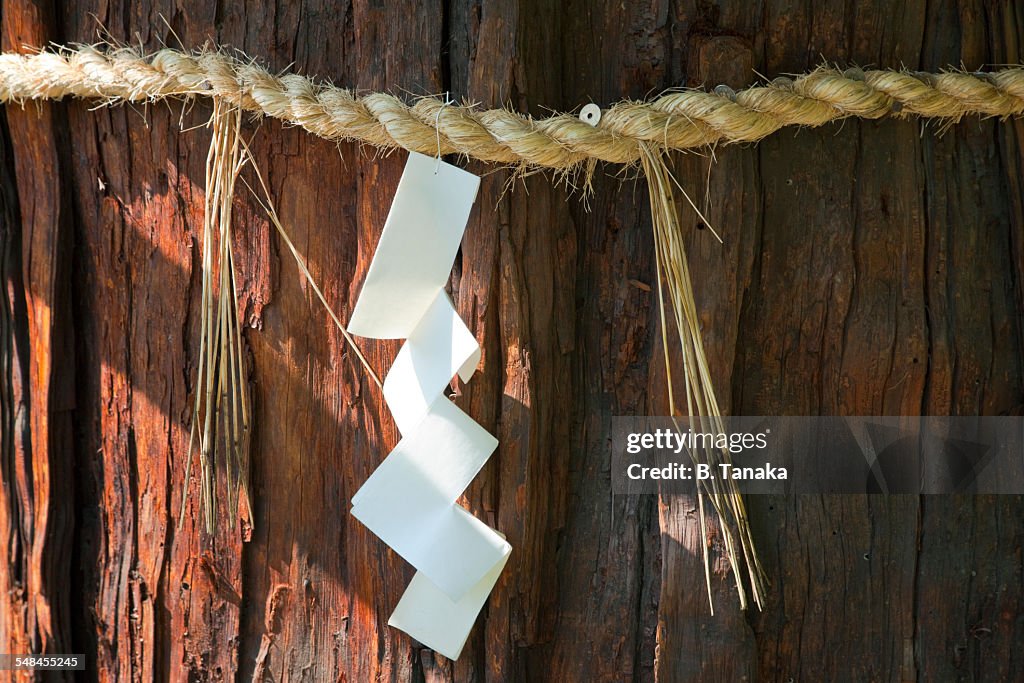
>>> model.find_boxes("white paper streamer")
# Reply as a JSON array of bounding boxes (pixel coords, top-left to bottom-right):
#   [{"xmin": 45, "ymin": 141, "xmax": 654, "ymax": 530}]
[{"xmin": 348, "ymin": 151, "xmax": 510, "ymax": 660}]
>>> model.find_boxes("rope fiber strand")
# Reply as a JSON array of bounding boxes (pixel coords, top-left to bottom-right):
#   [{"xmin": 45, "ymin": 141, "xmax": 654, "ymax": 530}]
[{"xmin": 1, "ymin": 45, "xmax": 1023, "ymax": 168}]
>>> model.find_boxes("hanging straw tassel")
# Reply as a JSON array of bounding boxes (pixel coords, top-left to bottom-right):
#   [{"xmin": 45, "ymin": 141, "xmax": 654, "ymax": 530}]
[
  {"xmin": 175, "ymin": 98, "xmax": 385, "ymax": 536},
  {"xmin": 179, "ymin": 98, "xmax": 253, "ymax": 535},
  {"xmin": 639, "ymin": 143, "xmax": 767, "ymax": 612}
]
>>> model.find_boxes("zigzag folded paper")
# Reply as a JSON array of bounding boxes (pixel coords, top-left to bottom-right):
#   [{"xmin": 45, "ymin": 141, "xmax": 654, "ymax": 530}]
[{"xmin": 348, "ymin": 151, "xmax": 511, "ymax": 660}]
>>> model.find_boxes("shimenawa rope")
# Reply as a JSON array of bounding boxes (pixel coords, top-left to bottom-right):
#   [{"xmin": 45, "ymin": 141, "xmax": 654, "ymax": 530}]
[{"xmin": 0, "ymin": 45, "xmax": 1022, "ymax": 169}]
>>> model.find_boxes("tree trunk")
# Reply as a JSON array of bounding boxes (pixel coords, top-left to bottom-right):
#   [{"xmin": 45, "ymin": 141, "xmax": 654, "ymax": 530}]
[{"xmin": 1, "ymin": 0, "xmax": 1022, "ymax": 681}]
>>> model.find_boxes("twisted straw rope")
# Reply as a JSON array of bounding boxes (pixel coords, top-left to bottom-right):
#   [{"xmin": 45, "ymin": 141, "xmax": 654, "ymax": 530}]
[{"xmin": 1, "ymin": 45, "xmax": 1023, "ymax": 169}]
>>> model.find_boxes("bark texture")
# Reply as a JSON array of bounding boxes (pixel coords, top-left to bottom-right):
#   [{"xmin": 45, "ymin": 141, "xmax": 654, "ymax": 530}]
[{"xmin": 0, "ymin": 0, "xmax": 1022, "ymax": 681}]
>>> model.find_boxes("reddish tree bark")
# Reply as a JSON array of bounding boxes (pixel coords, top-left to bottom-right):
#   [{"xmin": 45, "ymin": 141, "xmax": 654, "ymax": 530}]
[{"xmin": 0, "ymin": 1, "xmax": 1021, "ymax": 681}]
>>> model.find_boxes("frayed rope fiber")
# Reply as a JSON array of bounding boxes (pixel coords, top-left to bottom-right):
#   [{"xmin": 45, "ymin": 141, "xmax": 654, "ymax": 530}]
[{"xmin": 2, "ymin": 45, "xmax": 1023, "ymax": 168}]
